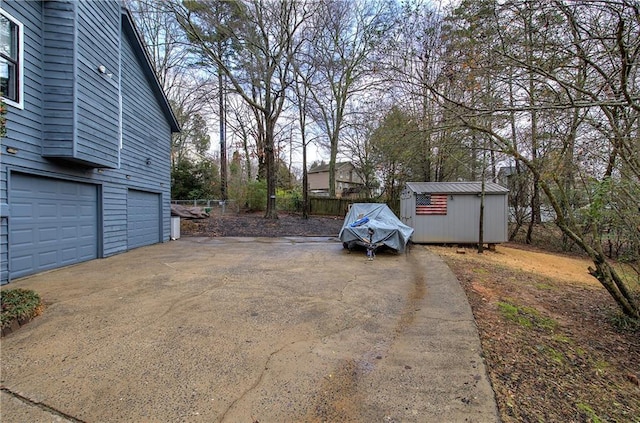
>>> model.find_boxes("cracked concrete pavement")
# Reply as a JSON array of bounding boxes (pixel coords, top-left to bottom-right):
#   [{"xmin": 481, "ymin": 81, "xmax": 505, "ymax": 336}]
[{"xmin": 1, "ymin": 237, "xmax": 499, "ymax": 422}]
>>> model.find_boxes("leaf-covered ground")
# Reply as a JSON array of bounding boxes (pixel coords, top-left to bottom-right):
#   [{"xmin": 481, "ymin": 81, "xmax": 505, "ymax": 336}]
[
  {"xmin": 181, "ymin": 212, "xmax": 640, "ymax": 422},
  {"xmin": 432, "ymin": 245, "xmax": 640, "ymax": 423},
  {"xmin": 181, "ymin": 211, "xmax": 345, "ymax": 237}
]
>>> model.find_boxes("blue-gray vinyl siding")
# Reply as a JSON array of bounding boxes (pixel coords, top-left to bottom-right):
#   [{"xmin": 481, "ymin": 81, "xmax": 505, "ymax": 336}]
[
  {"xmin": 127, "ymin": 190, "xmax": 160, "ymax": 249},
  {"xmin": 42, "ymin": 0, "xmax": 75, "ymax": 157},
  {"xmin": 9, "ymin": 173, "xmax": 98, "ymax": 279},
  {"xmin": 75, "ymin": 0, "xmax": 120, "ymax": 167},
  {"xmin": 0, "ymin": 1, "xmax": 176, "ymax": 284},
  {"xmin": 41, "ymin": 0, "xmax": 121, "ymax": 168},
  {"xmin": 0, "ymin": 217, "xmax": 7, "ymax": 282},
  {"xmin": 119, "ymin": 18, "xmax": 172, "ymax": 244}
]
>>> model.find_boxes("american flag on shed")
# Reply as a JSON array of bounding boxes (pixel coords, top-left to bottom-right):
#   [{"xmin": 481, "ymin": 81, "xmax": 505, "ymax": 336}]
[{"xmin": 416, "ymin": 193, "xmax": 447, "ymax": 215}]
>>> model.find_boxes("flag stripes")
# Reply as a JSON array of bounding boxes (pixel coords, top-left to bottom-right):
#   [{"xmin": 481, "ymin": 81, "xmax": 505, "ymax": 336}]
[{"xmin": 416, "ymin": 193, "xmax": 447, "ymax": 215}]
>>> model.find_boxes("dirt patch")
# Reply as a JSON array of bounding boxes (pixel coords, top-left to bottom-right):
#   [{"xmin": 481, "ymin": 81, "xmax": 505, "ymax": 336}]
[
  {"xmin": 431, "ymin": 244, "xmax": 640, "ymax": 423},
  {"xmin": 305, "ymin": 359, "xmax": 362, "ymax": 423}
]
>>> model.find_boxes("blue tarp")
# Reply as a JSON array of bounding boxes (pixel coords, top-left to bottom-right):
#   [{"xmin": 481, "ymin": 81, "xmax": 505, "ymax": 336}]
[{"xmin": 339, "ymin": 203, "xmax": 414, "ymax": 253}]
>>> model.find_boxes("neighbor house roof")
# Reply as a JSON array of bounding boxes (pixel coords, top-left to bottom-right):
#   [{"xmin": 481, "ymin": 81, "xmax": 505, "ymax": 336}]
[
  {"xmin": 406, "ymin": 182, "xmax": 509, "ymax": 194},
  {"xmin": 308, "ymin": 161, "xmax": 353, "ymax": 173},
  {"xmin": 121, "ymin": 8, "xmax": 180, "ymax": 133}
]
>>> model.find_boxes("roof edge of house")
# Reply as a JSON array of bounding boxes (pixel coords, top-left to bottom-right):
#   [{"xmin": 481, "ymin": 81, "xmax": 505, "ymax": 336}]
[{"xmin": 121, "ymin": 7, "xmax": 180, "ymax": 133}]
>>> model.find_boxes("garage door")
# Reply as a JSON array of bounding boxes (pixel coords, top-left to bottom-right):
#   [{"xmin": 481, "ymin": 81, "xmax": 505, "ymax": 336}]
[
  {"xmin": 10, "ymin": 174, "xmax": 98, "ymax": 279},
  {"xmin": 127, "ymin": 189, "xmax": 160, "ymax": 249}
]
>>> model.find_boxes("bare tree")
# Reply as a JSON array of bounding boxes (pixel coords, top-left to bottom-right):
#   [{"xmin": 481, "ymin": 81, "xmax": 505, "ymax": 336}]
[
  {"xmin": 291, "ymin": 47, "xmax": 316, "ymax": 218},
  {"xmin": 301, "ymin": 0, "xmax": 394, "ymax": 197},
  {"xmin": 384, "ymin": 2, "xmax": 450, "ymax": 182},
  {"xmin": 225, "ymin": 96, "xmax": 258, "ymax": 183},
  {"xmin": 340, "ymin": 112, "xmax": 380, "ymax": 199},
  {"xmin": 168, "ymin": 0, "xmax": 311, "ymax": 218},
  {"xmin": 428, "ymin": 0, "xmax": 639, "ymax": 317}
]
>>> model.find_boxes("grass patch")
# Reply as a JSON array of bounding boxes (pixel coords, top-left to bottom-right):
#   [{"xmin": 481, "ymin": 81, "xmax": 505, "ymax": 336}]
[
  {"xmin": 551, "ymin": 333, "xmax": 572, "ymax": 344},
  {"xmin": 497, "ymin": 300, "xmax": 558, "ymax": 332},
  {"xmin": 534, "ymin": 282, "xmax": 557, "ymax": 291},
  {"xmin": 545, "ymin": 346, "xmax": 565, "ymax": 364},
  {"xmin": 593, "ymin": 359, "xmax": 609, "ymax": 375},
  {"xmin": 1, "ymin": 288, "xmax": 44, "ymax": 330},
  {"xmin": 576, "ymin": 402, "xmax": 602, "ymax": 423},
  {"xmin": 608, "ymin": 308, "xmax": 640, "ymax": 333}
]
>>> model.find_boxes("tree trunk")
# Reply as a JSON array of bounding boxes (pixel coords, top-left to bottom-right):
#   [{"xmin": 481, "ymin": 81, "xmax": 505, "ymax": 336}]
[
  {"xmin": 302, "ymin": 144, "xmax": 308, "ymax": 219},
  {"xmin": 526, "ymin": 176, "xmax": 540, "ymax": 243},
  {"xmin": 329, "ymin": 138, "xmax": 338, "ymax": 197},
  {"xmin": 478, "ymin": 179, "xmax": 485, "ymax": 254},
  {"xmin": 218, "ymin": 69, "xmax": 227, "ymax": 201},
  {"xmin": 525, "ymin": 0, "xmax": 540, "ymax": 244},
  {"xmin": 588, "ymin": 259, "xmax": 639, "ymax": 319},
  {"xmin": 264, "ymin": 118, "xmax": 278, "ymax": 219},
  {"xmin": 541, "ymin": 181, "xmax": 639, "ymax": 318}
]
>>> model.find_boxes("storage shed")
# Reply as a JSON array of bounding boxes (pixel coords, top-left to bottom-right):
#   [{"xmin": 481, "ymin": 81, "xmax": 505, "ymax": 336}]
[{"xmin": 400, "ymin": 182, "xmax": 509, "ymax": 244}]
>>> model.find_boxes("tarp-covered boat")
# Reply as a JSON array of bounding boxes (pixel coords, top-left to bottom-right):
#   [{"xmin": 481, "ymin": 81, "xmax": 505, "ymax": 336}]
[{"xmin": 339, "ymin": 203, "xmax": 414, "ymax": 254}]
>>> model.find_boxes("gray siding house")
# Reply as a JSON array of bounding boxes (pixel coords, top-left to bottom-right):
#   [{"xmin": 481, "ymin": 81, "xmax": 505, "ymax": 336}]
[
  {"xmin": 400, "ymin": 182, "xmax": 509, "ymax": 244},
  {"xmin": 0, "ymin": 0, "xmax": 179, "ymax": 283},
  {"xmin": 308, "ymin": 162, "xmax": 365, "ymax": 198}
]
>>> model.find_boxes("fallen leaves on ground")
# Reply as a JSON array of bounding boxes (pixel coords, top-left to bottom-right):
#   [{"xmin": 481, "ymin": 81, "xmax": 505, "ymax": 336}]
[
  {"xmin": 180, "ymin": 211, "xmax": 344, "ymax": 237},
  {"xmin": 432, "ymin": 244, "xmax": 640, "ymax": 423}
]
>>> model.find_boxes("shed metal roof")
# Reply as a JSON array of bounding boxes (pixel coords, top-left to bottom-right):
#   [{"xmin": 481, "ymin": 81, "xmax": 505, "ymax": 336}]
[{"xmin": 405, "ymin": 182, "xmax": 509, "ymax": 194}]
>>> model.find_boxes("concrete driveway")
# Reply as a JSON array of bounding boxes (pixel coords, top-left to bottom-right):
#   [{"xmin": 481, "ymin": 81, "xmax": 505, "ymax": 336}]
[{"xmin": 1, "ymin": 237, "xmax": 499, "ymax": 422}]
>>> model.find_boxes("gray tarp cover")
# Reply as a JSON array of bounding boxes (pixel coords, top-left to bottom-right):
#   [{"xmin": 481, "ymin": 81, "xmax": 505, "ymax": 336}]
[{"xmin": 339, "ymin": 203, "xmax": 414, "ymax": 252}]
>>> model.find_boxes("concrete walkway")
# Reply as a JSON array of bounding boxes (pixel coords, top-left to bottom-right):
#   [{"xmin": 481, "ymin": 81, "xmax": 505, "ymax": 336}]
[{"xmin": 1, "ymin": 238, "xmax": 499, "ymax": 422}]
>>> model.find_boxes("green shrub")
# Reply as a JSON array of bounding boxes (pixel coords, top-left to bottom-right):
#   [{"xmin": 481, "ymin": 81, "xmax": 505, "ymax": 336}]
[
  {"xmin": 246, "ymin": 180, "xmax": 267, "ymax": 211},
  {"xmin": 277, "ymin": 188, "xmax": 303, "ymax": 213},
  {"xmin": 1, "ymin": 288, "xmax": 43, "ymax": 329}
]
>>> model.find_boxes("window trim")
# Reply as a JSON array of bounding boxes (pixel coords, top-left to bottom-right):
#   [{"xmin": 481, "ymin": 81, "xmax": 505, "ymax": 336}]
[{"xmin": 0, "ymin": 8, "xmax": 24, "ymax": 110}]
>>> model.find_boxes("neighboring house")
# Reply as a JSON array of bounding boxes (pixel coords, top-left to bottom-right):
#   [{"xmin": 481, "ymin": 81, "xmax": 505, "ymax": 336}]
[
  {"xmin": 497, "ymin": 165, "xmax": 530, "ymax": 207},
  {"xmin": 400, "ymin": 182, "xmax": 509, "ymax": 244},
  {"xmin": 0, "ymin": 0, "xmax": 179, "ymax": 284},
  {"xmin": 308, "ymin": 161, "xmax": 365, "ymax": 198}
]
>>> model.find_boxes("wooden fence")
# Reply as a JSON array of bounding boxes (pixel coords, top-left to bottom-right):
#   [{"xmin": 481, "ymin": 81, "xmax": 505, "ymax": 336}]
[
  {"xmin": 172, "ymin": 197, "xmax": 399, "ymax": 217},
  {"xmin": 309, "ymin": 197, "xmax": 398, "ymax": 216}
]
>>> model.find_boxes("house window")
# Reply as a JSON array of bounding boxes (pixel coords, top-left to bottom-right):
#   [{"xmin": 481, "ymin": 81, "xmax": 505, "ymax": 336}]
[
  {"xmin": 416, "ymin": 193, "xmax": 448, "ymax": 215},
  {"xmin": 0, "ymin": 9, "xmax": 23, "ymax": 108}
]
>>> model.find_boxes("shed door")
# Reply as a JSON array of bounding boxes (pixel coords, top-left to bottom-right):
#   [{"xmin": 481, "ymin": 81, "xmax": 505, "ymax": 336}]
[
  {"xmin": 127, "ymin": 189, "xmax": 160, "ymax": 249},
  {"xmin": 10, "ymin": 174, "xmax": 98, "ymax": 279}
]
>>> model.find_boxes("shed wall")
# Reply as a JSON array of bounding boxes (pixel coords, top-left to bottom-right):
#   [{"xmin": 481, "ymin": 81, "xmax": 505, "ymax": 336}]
[{"xmin": 402, "ymin": 193, "xmax": 508, "ymax": 244}]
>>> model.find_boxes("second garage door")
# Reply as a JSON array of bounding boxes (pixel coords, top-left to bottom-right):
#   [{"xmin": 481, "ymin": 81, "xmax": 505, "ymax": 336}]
[{"xmin": 127, "ymin": 189, "xmax": 161, "ymax": 249}]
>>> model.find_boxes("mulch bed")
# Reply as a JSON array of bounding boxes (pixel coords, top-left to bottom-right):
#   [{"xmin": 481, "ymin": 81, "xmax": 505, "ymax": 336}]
[{"xmin": 180, "ymin": 211, "xmax": 345, "ymax": 238}]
